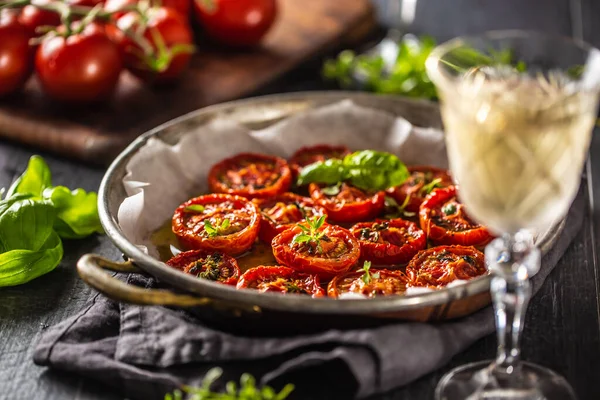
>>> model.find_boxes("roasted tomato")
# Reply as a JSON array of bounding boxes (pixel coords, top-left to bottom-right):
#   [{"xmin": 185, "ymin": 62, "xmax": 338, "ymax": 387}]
[
  {"xmin": 289, "ymin": 144, "xmax": 350, "ymax": 178},
  {"xmin": 419, "ymin": 186, "xmax": 493, "ymax": 247},
  {"xmin": 236, "ymin": 265, "xmax": 325, "ymax": 297},
  {"xmin": 208, "ymin": 153, "xmax": 292, "ymax": 200},
  {"xmin": 387, "ymin": 166, "xmax": 453, "ymax": 213},
  {"xmin": 350, "ymin": 218, "xmax": 426, "ymax": 265},
  {"xmin": 172, "ymin": 193, "xmax": 260, "ymax": 256},
  {"xmin": 406, "ymin": 245, "xmax": 487, "ymax": 288},
  {"xmin": 308, "ymin": 183, "xmax": 385, "ymax": 223},
  {"xmin": 271, "ymin": 220, "xmax": 360, "ymax": 280},
  {"xmin": 253, "ymin": 193, "xmax": 327, "ymax": 244},
  {"xmin": 327, "ymin": 264, "xmax": 408, "ymax": 298},
  {"xmin": 166, "ymin": 249, "xmax": 240, "ymax": 285}
]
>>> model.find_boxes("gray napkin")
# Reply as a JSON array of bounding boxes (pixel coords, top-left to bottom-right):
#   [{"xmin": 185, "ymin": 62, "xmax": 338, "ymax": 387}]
[{"xmin": 33, "ymin": 189, "xmax": 586, "ymax": 400}]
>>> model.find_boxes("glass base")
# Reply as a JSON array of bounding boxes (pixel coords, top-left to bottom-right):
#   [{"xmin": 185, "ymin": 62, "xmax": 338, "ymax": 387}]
[{"xmin": 435, "ymin": 361, "xmax": 577, "ymax": 400}]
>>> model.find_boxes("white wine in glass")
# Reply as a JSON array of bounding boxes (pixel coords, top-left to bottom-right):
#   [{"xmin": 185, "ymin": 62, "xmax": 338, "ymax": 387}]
[{"xmin": 426, "ymin": 31, "xmax": 600, "ymax": 400}]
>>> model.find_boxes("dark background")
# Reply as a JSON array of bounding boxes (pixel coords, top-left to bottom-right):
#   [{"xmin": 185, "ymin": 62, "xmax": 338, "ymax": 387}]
[{"xmin": 1, "ymin": 1, "xmax": 600, "ymax": 399}]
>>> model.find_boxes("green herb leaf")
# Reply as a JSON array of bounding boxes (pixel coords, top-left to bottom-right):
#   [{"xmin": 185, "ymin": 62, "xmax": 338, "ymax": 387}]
[
  {"xmin": 297, "ymin": 150, "xmax": 409, "ymax": 192},
  {"xmin": 292, "ymin": 234, "xmax": 312, "ymax": 244},
  {"xmin": 296, "ymin": 159, "xmax": 344, "ymax": 187},
  {"xmin": 184, "ymin": 204, "xmax": 205, "ymax": 213},
  {"xmin": 420, "ymin": 178, "xmax": 442, "ymax": 196},
  {"xmin": 221, "ymin": 218, "xmax": 230, "ymax": 230},
  {"xmin": 442, "ymin": 204, "xmax": 457, "ymax": 215},
  {"xmin": 42, "ymin": 186, "xmax": 103, "ymax": 239},
  {"xmin": 6, "ymin": 155, "xmax": 52, "ymax": 198},
  {"xmin": 0, "ymin": 197, "xmax": 56, "ymax": 253},
  {"xmin": 361, "ymin": 261, "xmax": 372, "ymax": 284},
  {"xmin": 204, "ymin": 219, "xmax": 218, "ymax": 237}
]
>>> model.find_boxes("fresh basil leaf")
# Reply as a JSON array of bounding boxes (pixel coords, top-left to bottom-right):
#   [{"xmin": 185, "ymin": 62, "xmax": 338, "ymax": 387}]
[
  {"xmin": 342, "ymin": 150, "xmax": 410, "ymax": 191},
  {"xmin": 6, "ymin": 155, "xmax": 52, "ymax": 198},
  {"xmin": 0, "ymin": 197, "xmax": 56, "ymax": 253},
  {"xmin": 0, "ymin": 231, "xmax": 63, "ymax": 287},
  {"xmin": 42, "ymin": 186, "xmax": 103, "ymax": 239},
  {"xmin": 297, "ymin": 159, "xmax": 344, "ymax": 187}
]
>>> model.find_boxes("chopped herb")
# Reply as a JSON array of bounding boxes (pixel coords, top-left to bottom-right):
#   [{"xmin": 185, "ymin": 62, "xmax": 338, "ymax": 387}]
[
  {"xmin": 203, "ymin": 218, "xmax": 230, "ymax": 238},
  {"xmin": 184, "ymin": 204, "xmax": 205, "ymax": 213},
  {"xmin": 420, "ymin": 178, "xmax": 443, "ymax": 196},
  {"xmin": 384, "ymin": 195, "xmax": 416, "ymax": 219},
  {"xmin": 442, "ymin": 204, "xmax": 457, "ymax": 215},
  {"xmin": 361, "ymin": 261, "xmax": 373, "ymax": 284},
  {"xmin": 284, "ymin": 281, "xmax": 305, "ymax": 293}
]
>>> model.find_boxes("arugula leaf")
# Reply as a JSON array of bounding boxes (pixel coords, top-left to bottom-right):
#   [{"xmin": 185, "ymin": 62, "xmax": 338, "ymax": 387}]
[
  {"xmin": 43, "ymin": 186, "xmax": 103, "ymax": 239},
  {"xmin": 297, "ymin": 150, "xmax": 409, "ymax": 192},
  {"xmin": 0, "ymin": 231, "xmax": 63, "ymax": 287},
  {"xmin": 165, "ymin": 367, "xmax": 294, "ymax": 400},
  {"xmin": 6, "ymin": 155, "xmax": 52, "ymax": 198}
]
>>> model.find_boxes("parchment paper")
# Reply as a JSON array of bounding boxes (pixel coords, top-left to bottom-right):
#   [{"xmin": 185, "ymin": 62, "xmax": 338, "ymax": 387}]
[{"xmin": 117, "ymin": 100, "xmax": 449, "ymax": 259}]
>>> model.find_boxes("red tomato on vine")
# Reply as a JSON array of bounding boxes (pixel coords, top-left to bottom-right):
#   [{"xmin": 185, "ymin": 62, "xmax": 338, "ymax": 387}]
[{"xmin": 0, "ymin": 10, "xmax": 34, "ymax": 97}]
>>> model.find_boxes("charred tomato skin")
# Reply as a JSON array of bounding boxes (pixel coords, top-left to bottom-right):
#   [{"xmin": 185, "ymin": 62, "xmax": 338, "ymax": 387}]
[
  {"xmin": 350, "ymin": 218, "xmax": 426, "ymax": 266},
  {"xmin": 208, "ymin": 153, "xmax": 292, "ymax": 200},
  {"xmin": 387, "ymin": 166, "xmax": 453, "ymax": 213},
  {"xmin": 166, "ymin": 249, "xmax": 240, "ymax": 285},
  {"xmin": 271, "ymin": 223, "xmax": 361, "ymax": 280},
  {"xmin": 289, "ymin": 144, "xmax": 350, "ymax": 179},
  {"xmin": 419, "ymin": 186, "xmax": 493, "ymax": 248},
  {"xmin": 253, "ymin": 192, "xmax": 327, "ymax": 244},
  {"xmin": 236, "ymin": 265, "xmax": 325, "ymax": 298},
  {"xmin": 406, "ymin": 245, "xmax": 487, "ymax": 288},
  {"xmin": 327, "ymin": 268, "xmax": 408, "ymax": 298},
  {"xmin": 309, "ymin": 183, "xmax": 385, "ymax": 223},
  {"xmin": 172, "ymin": 193, "xmax": 260, "ymax": 256}
]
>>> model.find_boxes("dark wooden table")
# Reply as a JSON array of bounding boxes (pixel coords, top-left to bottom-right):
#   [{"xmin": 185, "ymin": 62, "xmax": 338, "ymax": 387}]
[{"xmin": 2, "ymin": 2, "xmax": 600, "ymax": 398}]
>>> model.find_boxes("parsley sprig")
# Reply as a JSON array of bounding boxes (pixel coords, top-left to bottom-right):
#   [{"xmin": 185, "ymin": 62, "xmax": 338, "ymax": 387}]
[
  {"xmin": 292, "ymin": 215, "xmax": 328, "ymax": 254},
  {"xmin": 164, "ymin": 367, "xmax": 294, "ymax": 400},
  {"xmin": 204, "ymin": 218, "xmax": 230, "ymax": 238}
]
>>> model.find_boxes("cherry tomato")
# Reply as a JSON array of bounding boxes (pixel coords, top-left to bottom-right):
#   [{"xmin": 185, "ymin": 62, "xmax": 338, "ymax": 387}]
[
  {"xmin": 406, "ymin": 245, "xmax": 487, "ymax": 289},
  {"xmin": 419, "ymin": 186, "xmax": 493, "ymax": 248},
  {"xmin": 104, "ymin": 0, "xmax": 190, "ymax": 18},
  {"xmin": 387, "ymin": 166, "xmax": 453, "ymax": 213},
  {"xmin": 327, "ymin": 267, "xmax": 408, "ymax": 298},
  {"xmin": 172, "ymin": 193, "xmax": 261, "ymax": 256},
  {"xmin": 109, "ymin": 6, "xmax": 193, "ymax": 84},
  {"xmin": 308, "ymin": 183, "xmax": 385, "ymax": 223},
  {"xmin": 289, "ymin": 144, "xmax": 350, "ymax": 179},
  {"xmin": 0, "ymin": 10, "xmax": 33, "ymax": 97},
  {"xmin": 272, "ymin": 222, "xmax": 360, "ymax": 280},
  {"xmin": 18, "ymin": 0, "xmax": 61, "ymax": 36},
  {"xmin": 253, "ymin": 193, "xmax": 327, "ymax": 244},
  {"xmin": 35, "ymin": 23, "xmax": 122, "ymax": 102},
  {"xmin": 193, "ymin": 0, "xmax": 277, "ymax": 47},
  {"xmin": 209, "ymin": 153, "xmax": 292, "ymax": 200},
  {"xmin": 166, "ymin": 249, "xmax": 240, "ymax": 285},
  {"xmin": 350, "ymin": 218, "xmax": 426, "ymax": 266},
  {"xmin": 236, "ymin": 265, "xmax": 325, "ymax": 298}
]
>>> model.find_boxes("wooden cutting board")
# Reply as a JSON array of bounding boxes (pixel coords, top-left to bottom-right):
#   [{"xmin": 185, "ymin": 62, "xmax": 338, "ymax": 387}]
[{"xmin": 0, "ymin": 0, "xmax": 375, "ymax": 165}]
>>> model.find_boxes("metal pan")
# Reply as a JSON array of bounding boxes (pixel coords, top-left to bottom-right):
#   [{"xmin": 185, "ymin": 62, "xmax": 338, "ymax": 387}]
[{"xmin": 77, "ymin": 91, "xmax": 564, "ymax": 331}]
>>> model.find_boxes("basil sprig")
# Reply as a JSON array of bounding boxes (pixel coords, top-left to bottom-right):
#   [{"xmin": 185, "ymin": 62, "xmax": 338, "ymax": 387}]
[
  {"xmin": 297, "ymin": 150, "xmax": 409, "ymax": 192},
  {"xmin": 0, "ymin": 156, "xmax": 103, "ymax": 287}
]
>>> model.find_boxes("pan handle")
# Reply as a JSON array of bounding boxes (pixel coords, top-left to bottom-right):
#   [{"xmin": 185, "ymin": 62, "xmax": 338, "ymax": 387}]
[{"xmin": 76, "ymin": 254, "xmax": 261, "ymax": 314}]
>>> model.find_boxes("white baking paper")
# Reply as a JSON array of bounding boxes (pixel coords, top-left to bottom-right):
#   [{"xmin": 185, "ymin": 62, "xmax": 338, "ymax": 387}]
[{"xmin": 117, "ymin": 100, "xmax": 448, "ymax": 258}]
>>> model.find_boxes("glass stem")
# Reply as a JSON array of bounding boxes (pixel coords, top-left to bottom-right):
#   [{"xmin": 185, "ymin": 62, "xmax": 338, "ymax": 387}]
[{"xmin": 487, "ymin": 233, "xmax": 540, "ymax": 376}]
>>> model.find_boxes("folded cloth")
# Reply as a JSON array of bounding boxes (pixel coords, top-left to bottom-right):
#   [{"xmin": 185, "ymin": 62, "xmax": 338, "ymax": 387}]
[{"xmin": 33, "ymin": 190, "xmax": 586, "ymax": 400}]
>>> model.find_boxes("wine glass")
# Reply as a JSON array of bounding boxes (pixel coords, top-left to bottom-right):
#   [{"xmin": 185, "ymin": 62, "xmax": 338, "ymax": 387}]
[{"xmin": 426, "ymin": 31, "xmax": 600, "ymax": 400}]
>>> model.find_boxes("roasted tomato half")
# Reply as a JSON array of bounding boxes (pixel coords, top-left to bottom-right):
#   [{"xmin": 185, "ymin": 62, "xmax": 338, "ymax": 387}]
[
  {"xmin": 289, "ymin": 144, "xmax": 350, "ymax": 178},
  {"xmin": 420, "ymin": 186, "xmax": 493, "ymax": 247},
  {"xmin": 253, "ymin": 193, "xmax": 327, "ymax": 244},
  {"xmin": 387, "ymin": 166, "xmax": 453, "ymax": 213},
  {"xmin": 350, "ymin": 218, "xmax": 426, "ymax": 265},
  {"xmin": 272, "ymin": 222, "xmax": 360, "ymax": 280},
  {"xmin": 166, "ymin": 249, "xmax": 240, "ymax": 285},
  {"xmin": 208, "ymin": 153, "xmax": 292, "ymax": 199},
  {"xmin": 172, "ymin": 193, "xmax": 260, "ymax": 256},
  {"xmin": 327, "ymin": 266, "xmax": 408, "ymax": 298},
  {"xmin": 308, "ymin": 183, "xmax": 385, "ymax": 223},
  {"xmin": 406, "ymin": 245, "xmax": 487, "ymax": 288},
  {"xmin": 236, "ymin": 265, "xmax": 325, "ymax": 297}
]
